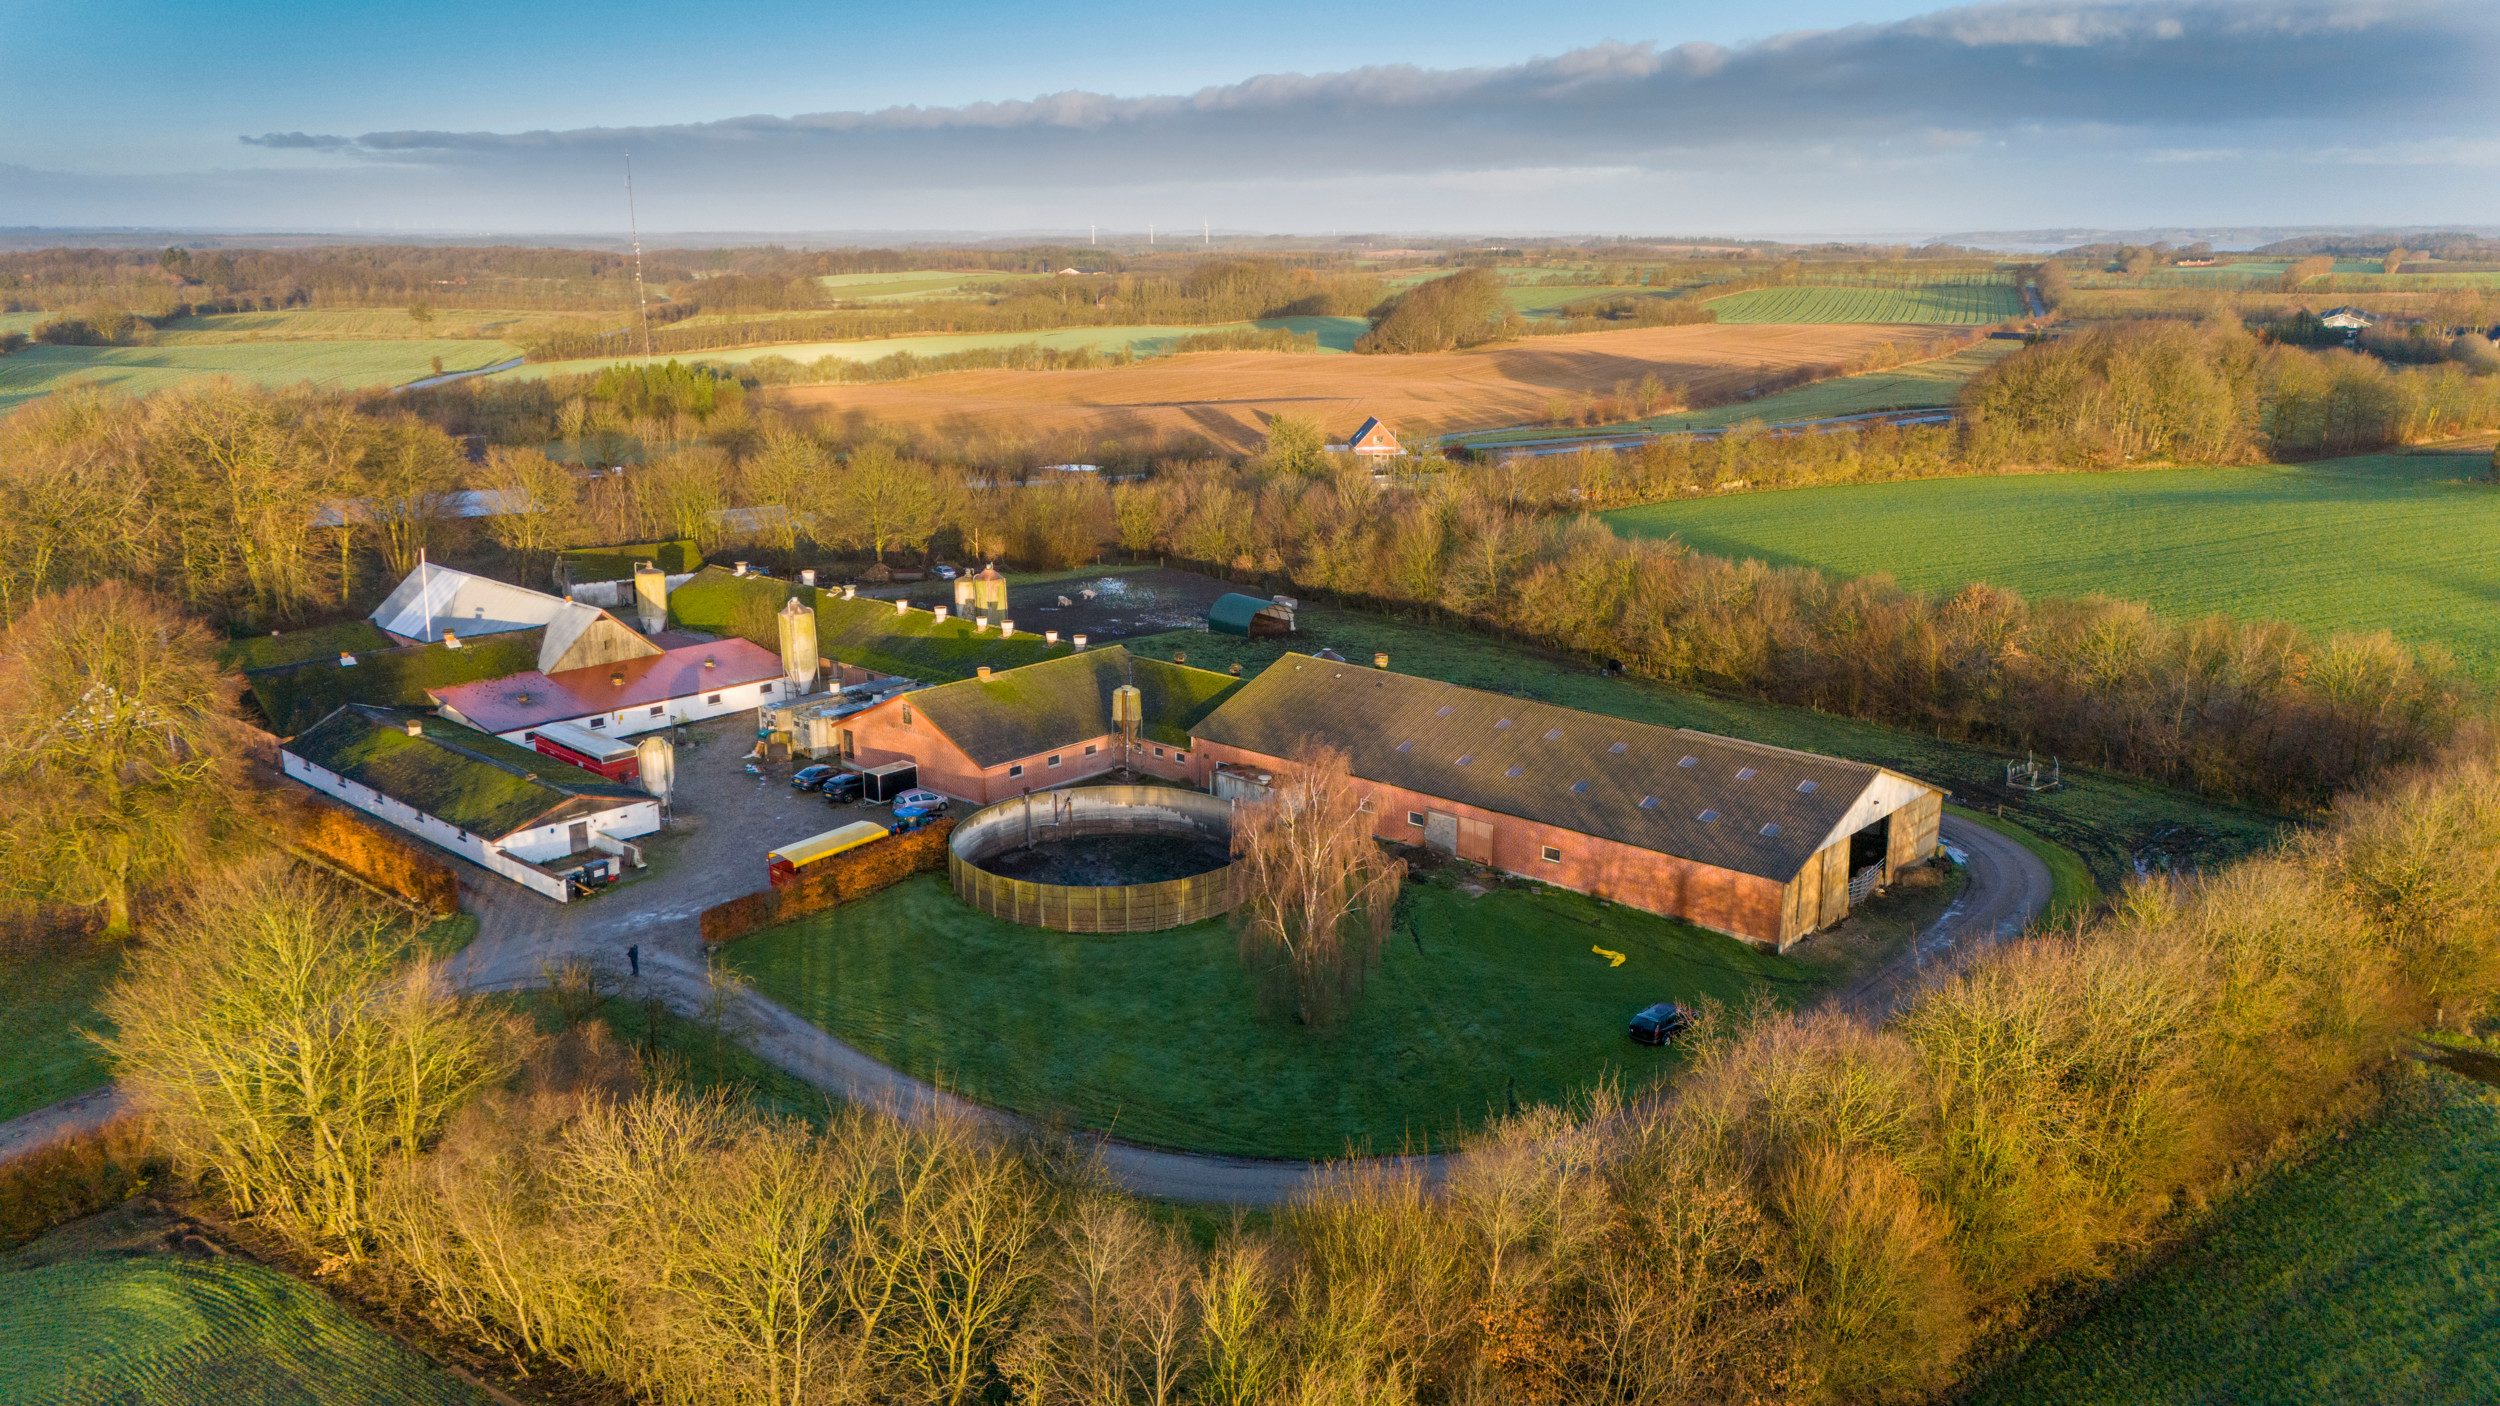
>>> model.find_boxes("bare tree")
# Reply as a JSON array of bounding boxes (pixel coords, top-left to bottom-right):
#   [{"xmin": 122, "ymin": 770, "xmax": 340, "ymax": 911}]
[
  {"xmin": 364, "ymin": 416, "xmax": 467, "ymax": 577},
  {"xmin": 0, "ymin": 583, "xmax": 260, "ymax": 931},
  {"xmin": 837, "ymin": 443, "xmax": 945, "ymax": 563},
  {"xmin": 1230, "ymin": 741, "xmax": 1406, "ymax": 1027},
  {"xmin": 480, "ymin": 446, "xmax": 581, "ymax": 580}
]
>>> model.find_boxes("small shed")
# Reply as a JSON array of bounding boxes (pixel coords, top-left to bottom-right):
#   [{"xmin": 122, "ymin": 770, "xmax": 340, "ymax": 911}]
[{"xmin": 1208, "ymin": 593, "xmax": 1296, "ymax": 637}]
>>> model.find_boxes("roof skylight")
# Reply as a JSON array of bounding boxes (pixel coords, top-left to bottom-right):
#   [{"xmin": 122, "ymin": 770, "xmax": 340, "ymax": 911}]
[
  {"xmin": 1796, "ymin": 779, "xmax": 1818, "ymax": 793},
  {"xmin": 1505, "ymin": 764, "xmax": 1524, "ymax": 778},
  {"xmin": 1698, "ymin": 809, "xmax": 1720, "ymax": 822},
  {"xmin": 1571, "ymin": 780, "xmax": 1590, "ymax": 793},
  {"xmin": 1736, "ymin": 767, "xmax": 1757, "ymax": 781},
  {"xmin": 1609, "ymin": 742, "xmax": 1628, "ymax": 754},
  {"xmin": 1678, "ymin": 756, "xmax": 1698, "ymax": 768}
]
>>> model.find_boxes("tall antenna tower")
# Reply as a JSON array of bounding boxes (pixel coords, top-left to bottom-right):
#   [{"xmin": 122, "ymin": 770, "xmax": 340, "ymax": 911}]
[
  {"xmin": 626, "ymin": 155, "xmax": 653, "ymax": 362},
  {"xmin": 1203, "ymin": 217, "xmax": 1209, "ymax": 246}
]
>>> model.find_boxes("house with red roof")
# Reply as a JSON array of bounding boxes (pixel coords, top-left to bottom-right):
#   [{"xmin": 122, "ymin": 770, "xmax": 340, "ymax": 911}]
[{"xmin": 429, "ymin": 637, "xmax": 798, "ymax": 744}]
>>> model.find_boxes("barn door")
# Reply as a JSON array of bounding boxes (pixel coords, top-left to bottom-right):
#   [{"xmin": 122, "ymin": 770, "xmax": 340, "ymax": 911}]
[
  {"xmin": 1423, "ymin": 810, "xmax": 1459, "ymax": 856},
  {"xmin": 1457, "ymin": 817, "xmax": 1495, "ymax": 864},
  {"xmin": 567, "ymin": 821, "xmax": 590, "ymax": 852}
]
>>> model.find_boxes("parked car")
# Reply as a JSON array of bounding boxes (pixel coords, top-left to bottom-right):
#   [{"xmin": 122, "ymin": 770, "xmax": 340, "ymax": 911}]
[
  {"xmin": 791, "ymin": 764, "xmax": 837, "ymax": 791},
  {"xmin": 1627, "ymin": 1002, "xmax": 1691, "ymax": 1046},
  {"xmin": 818, "ymin": 771, "xmax": 863, "ymax": 802},
  {"xmin": 893, "ymin": 804, "xmax": 945, "ymax": 832},
  {"xmin": 892, "ymin": 789, "xmax": 949, "ymax": 814},
  {"xmin": 933, "ymin": 565, "xmax": 959, "ymax": 580}
]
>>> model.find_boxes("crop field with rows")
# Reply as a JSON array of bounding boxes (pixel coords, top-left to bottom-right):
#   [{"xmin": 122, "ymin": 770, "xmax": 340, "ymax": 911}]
[{"xmin": 1704, "ymin": 283, "xmax": 2028, "ymax": 324}]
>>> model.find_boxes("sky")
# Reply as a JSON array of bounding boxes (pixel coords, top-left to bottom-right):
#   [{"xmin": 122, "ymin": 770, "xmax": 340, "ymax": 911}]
[{"xmin": 2, "ymin": 0, "xmax": 2494, "ymax": 239}]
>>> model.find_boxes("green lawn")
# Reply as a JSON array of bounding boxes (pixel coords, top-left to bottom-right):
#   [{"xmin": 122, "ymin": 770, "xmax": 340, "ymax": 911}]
[
  {"xmin": 0, "ymin": 941, "xmax": 124, "ymax": 1123},
  {"xmin": 1967, "ymin": 1071, "xmax": 2500, "ymax": 1405},
  {"xmin": 1, "ymin": 1217, "xmax": 491, "ymax": 1406},
  {"xmin": 1123, "ymin": 601, "xmax": 2283, "ymax": 889},
  {"xmin": 1602, "ymin": 451, "xmax": 2500, "ymax": 679},
  {"xmin": 1704, "ymin": 284, "xmax": 2026, "ymax": 325},
  {"xmin": 726, "ymin": 870, "xmax": 1820, "ymax": 1159},
  {"xmin": 0, "ymin": 339, "xmax": 524, "ymax": 411},
  {"xmin": 1457, "ymin": 340, "xmax": 2018, "ymax": 446},
  {"xmin": 498, "ymin": 990, "xmax": 836, "ymax": 1127}
]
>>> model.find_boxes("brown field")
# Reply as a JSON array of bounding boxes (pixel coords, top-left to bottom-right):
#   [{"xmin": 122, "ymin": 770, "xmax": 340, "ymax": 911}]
[{"xmin": 768, "ymin": 322, "xmax": 1954, "ymax": 453}]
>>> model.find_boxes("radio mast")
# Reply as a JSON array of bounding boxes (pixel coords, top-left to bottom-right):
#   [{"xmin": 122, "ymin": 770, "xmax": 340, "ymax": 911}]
[{"xmin": 626, "ymin": 155, "xmax": 653, "ymax": 362}]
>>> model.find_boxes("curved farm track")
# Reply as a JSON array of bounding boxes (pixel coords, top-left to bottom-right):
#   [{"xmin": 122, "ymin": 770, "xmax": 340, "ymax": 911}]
[{"xmin": 766, "ymin": 322, "xmax": 1962, "ymax": 454}]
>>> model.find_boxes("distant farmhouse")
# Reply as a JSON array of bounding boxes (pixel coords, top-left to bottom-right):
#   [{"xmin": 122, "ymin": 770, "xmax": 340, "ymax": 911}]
[
  {"xmin": 1325, "ymin": 416, "xmax": 1403, "ymax": 458},
  {"xmin": 2320, "ymin": 306, "xmax": 2378, "ymax": 332}
]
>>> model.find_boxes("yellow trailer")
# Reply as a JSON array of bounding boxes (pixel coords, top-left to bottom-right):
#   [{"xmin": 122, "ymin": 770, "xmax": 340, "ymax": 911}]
[{"xmin": 767, "ymin": 820, "xmax": 890, "ymax": 888}]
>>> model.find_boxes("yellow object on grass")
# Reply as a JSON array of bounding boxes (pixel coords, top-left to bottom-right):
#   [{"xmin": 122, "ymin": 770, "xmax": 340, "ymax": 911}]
[{"xmin": 1592, "ymin": 945, "xmax": 1626, "ymax": 967}]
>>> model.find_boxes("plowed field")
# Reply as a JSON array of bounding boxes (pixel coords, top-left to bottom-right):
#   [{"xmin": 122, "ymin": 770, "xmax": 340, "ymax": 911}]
[{"xmin": 766, "ymin": 322, "xmax": 1949, "ymax": 453}]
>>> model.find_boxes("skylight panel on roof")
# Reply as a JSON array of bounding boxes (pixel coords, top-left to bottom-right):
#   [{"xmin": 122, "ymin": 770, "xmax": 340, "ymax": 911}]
[
  {"xmin": 1678, "ymin": 756, "xmax": 1698, "ymax": 768},
  {"xmin": 1796, "ymin": 779, "xmax": 1818, "ymax": 793},
  {"xmin": 1639, "ymin": 796, "xmax": 1658, "ymax": 809},
  {"xmin": 1436, "ymin": 706, "xmax": 1454, "ymax": 717},
  {"xmin": 1698, "ymin": 810, "xmax": 1720, "ymax": 822},
  {"xmin": 1571, "ymin": 780, "xmax": 1589, "ymax": 793},
  {"xmin": 1736, "ymin": 767, "xmax": 1757, "ymax": 781},
  {"xmin": 1397, "ymin": 741, "xmax": 1414, "ymax": 753},
  {"xmin": 1457, "ymin": 755, "xmax": 1474, "ymax": 766},
  {"xmin": 1505, "ymin": 764, "xmax": 1524, "ymax": 778},
  {"xmin": 1544, "ymin": 729, "xmax": 1562, "ymax": 741},
  {"xmin": 1495, "ymin": 718, "xmax": 1513, "ymax": 730},
  {"xmin": 1761, "ymin": 822, "xmax": 1781, "ymax": 836},
  {"xmin": 1609, "ymin": 742, "xmax": 1627, "ymax": 754}
]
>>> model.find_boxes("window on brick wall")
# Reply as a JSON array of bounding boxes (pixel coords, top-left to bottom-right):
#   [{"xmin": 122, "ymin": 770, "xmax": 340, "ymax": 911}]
[
  {"xmin": 1084, "ymin": 744, "xmax": 1098, "ymax": 756},
  {"xmin": 1408, "ymin": 811, "xmax": 1425, "ymax": 827},
  {"xmin": 1155, "ymin": 746, "xmax": 1166, "ymax": 757},
  {"xmin": 1009, "ymin": 764, "xmax": 1024, "ymax": 777},
  {"xmin": 1542, "ymin": 845, "xmax": 1562, "ymax": 863},
  {"xmin": 1047, "ymin": 754, "xmax": 1062, "ymax": 768}
]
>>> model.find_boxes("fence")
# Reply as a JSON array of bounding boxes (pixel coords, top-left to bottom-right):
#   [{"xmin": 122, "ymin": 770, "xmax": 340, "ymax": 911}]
[
  {"xmin": 700, "ymin": 818, "xmax": 955, "ymax": 943},
  {"xmin": 947, "ymin": 786, "xmax": 1243, "ymax": 934}
]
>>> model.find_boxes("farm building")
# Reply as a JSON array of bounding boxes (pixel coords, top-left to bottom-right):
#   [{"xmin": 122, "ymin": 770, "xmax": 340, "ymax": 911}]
[
  {"xmin": 281, "ymin": 705, "xmax": 659, "ymax": 902},
  {"xmin": 1207, "ymin": 593, "xmax": 1296, "ymax": 637},
  {"xmin": 1186, "ymin": 655, "xmax": 1945, "ymax": 950},
  {"xmin": 2320, "ymin": 306, "xmax": 2378, "ymax": 331},
  {"xmin": 369, "ymin": 559, "xmax": 577, "ymax": 645},
  {"xmin": 834, "ymin": 646, "xmax": 1242, "ymax": 803},
  {"xmin": 428, "ymin": 636, "xmax": 799, "ymax": 744},
  {"xmin": 1325, "ymin": 416, "xmax": 1403, "ymax": 457}
]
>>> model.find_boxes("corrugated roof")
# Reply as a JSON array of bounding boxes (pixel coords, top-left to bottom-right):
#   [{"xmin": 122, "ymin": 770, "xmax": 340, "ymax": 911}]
[
  {"xmin": 428, "ymin": 637, "xmax": 786, "ymax": 735},
  {"xmin": 907, "ymin": 646, "xmax": 1242, "ymax": 768},
  {"xmin": 285, "ymin": 705, "xmax": 647, "ymax": 838},
  {"xmin": 369, "ymin": 562, "xmax": 574, "ymax": 642},
  {"xmin": 1190, "ymin": 654, "xmax": 1912, "ymax": 882}
]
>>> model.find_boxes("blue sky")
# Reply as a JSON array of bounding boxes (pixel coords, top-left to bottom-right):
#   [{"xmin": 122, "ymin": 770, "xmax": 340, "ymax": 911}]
[{"xmin": 3, "ymin": 0, "xmax": 2494, "ymax": 236}]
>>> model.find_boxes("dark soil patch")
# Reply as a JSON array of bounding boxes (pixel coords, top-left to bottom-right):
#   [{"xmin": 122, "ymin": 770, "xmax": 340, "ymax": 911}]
[{"xmin": 977, "ymin": 833, "xmax": 1233, "ymax": 885}]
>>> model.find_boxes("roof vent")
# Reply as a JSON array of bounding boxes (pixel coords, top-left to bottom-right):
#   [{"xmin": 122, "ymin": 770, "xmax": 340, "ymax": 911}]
[
  {"xmin": 1760, "ymin": 822, "xmax": 1782, "ymax": 836},
  {"xmin": 1736, "ymin": 767, "xmax": 1757, "ymax": 781},
  {"xmin": 1678, "ymin": 756, "xmax": 1698, "ymax": 768},
  {"xmin": 1796, "ymin": 779, "xmax": 1818, "ymax": 793},
  {"xmin": 338, "ymin": 652, "xmax": 358, "ymax": 667},
  {"xmin": 1609, "ymin": 742, "xmax": 1628, "ymax": 754},
  {"xmin": 1571, "ymin": 780, "xmax": 1590, "ymax": 793},
  {"xmin": 1505, "ymin": 764, "xmax": 1524, "ymax": 778},
  {"xmin": 1697, "ymin": 809, "xmax": 1720, "ymax": 822},
  {"xmin": 1544, "ymin": 728, "xmax": 1562, "ymax": 741},
  {"xmin": 977, "ymin": 666, "xmax": 992, "ymax": 681},
  {"xmin": 610, "ymin": 672, "xmax": 625, "ymax": 686},
  {"xmin": 514, "ymin": 691, "xmax": 532, "ymax": 705},
  {"xmin": 403, "ymin": 719, "xmax": 423, "ymax": 737},
  {"xmin": 442, "ymin": 631, "xmax": 461, "ymax": 650},
  {"xmin": 704, "ymin": 656, "xmax": 717, "ymax": 669},
  {"xmin": 1639, "ymin": 795, "xmax": 1658, "ymax": 809}
]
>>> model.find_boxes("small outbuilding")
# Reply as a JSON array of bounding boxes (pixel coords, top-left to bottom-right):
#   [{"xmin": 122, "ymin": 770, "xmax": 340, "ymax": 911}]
[
  {"xmin": 1208, "ymin": 593, "xmax": 1296, "ymax": 637},
  {"xmin": 1324, "ymin": 416, "xmax": 1403, "ymax": 458}
]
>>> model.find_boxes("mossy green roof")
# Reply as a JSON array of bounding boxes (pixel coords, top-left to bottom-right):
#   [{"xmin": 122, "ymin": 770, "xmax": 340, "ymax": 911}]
[
  {"xmin": 246, "ymin": 631, "xmax": 545, "ymax": 736},
  {"xmin": 217, "ymin": 621, "xmax": 396, "ymax": 673},
  {"xmin": 908, "ymin": 646, "xmax": 1244, "ymax": 767},
  {"xmin": 559, "ymin": 538, "xmax": 701, "ymax": 581},
  {"xmin": 664, "ymin": 565, "xmax": 1074, "ymax": 682},
  {"xmin": 285, "ymin": 705, "xmax": 645, "ymax": 838}
]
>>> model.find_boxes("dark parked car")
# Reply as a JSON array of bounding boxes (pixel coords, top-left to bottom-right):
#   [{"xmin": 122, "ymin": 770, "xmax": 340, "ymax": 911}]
[
  {"xmin": 791, "ymin": 764, "xmax": 837, "ymax": 792},
  {"xmin": 819, "ymin": 771, "xmax": 863, "ymax": 802},
  {"xmin": 1627, "ymin": 1002, "xmax": 1691, "ymax": 1046},
  {"xmin": 893, "ymin": 804, "xmax": 945, "ymax": 832}
]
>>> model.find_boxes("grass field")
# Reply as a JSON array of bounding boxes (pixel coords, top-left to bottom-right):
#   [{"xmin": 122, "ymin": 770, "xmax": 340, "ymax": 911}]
[
  {"xmin": 765, "ymin": 322, "xmax": 1939, "ymax": 453},
  {"xmin": 150, "ymin": 308, "xmax": 570, "ymax": 344},
  {"xmin": 499, "ymin": 990, "xmax": 837, "ymax": 1127},
  {"xmin": 1602, "ymin": 451, "xmax": 2500, "ymax": 679},
  {"xmin": 1968, "ymin": 1071, "xmax": 2500, "ymax": 1405},
  {"xmin": 503, "ymin": 316, "xmax": 1369, "ymax": 383},
  {"xmin": 726, "ymin": 868, "xmax": 1825, "ymax": 1158},
  {"xmin": 0, "ymin": 940, "xmax": 124, "ymax": 1123},
  {"xmin": 1704, "ymin": 284, "xmax": 2027, "ymax": 325},
  {"xmin": 0, "ymin": 338, "xmax": 524, "ymax": 411},
  {"xmin": 1458, "ymin": 339, "xmax": 2018, "ymax": 446},
  {"xmin": 1122, "ymin": 599, "xmax": 2277, "ymax": 888},
  {"xmin": 2, "ymin": 1209, "xmax": 492, "ymax": 1406}
]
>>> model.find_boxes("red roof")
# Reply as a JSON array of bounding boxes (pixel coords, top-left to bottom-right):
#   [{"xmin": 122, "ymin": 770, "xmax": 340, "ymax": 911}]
[{"xmin": 429, "ymin": 637, "xmax": 785, "ymax": 734}]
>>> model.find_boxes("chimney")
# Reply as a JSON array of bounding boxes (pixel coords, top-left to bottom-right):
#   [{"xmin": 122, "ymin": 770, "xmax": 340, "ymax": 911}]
[
  {"xmin": 777, "ymin": 596, "xmax": 819, "ymax": 690},
  {"xmin": 633, "ymin": 561, "xmax": 668, "ymax": 634},
  {"xmin": 403, "ymin": 719, "xmax": 423, "ymax": 737},
  {"xmin": 800, "ymin": 568, "xmax": 816, "ymax": 587},
  {"xmin": 976, "ymin": 666, "xmax": 992, "ymax": 681}
]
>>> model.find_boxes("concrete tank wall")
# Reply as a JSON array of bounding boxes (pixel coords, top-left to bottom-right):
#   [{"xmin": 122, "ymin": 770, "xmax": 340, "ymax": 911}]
[{"xmin": 948, "ymin": 785, "xmax": 1243, "ymax": 933}]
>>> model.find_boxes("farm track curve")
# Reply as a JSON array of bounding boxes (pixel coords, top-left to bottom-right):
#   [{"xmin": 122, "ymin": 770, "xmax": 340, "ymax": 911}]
[{"xmin": 0, "ymin": 819, "xmax": 2046, "ymax": 1201}]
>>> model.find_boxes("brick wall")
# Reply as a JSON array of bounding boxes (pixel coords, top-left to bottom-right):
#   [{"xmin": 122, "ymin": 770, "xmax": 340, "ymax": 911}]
[{"xmin": 841, "ymin": 695, "xmax": 1201, "ymax": 805}]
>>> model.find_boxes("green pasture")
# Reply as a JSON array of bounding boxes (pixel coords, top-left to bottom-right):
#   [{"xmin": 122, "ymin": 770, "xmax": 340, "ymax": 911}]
[
  {"xmin": 1125, "ymin": 600, "xmax": 2271, "ymax": 888},
  {"xmin": 151, "ymin": 307, "xmax": 563, "ymax": 343},
  {"xmin": 1969, "ymin": 1071, "xmax": 2500, "ymax": 1405},
  {"xmin": 0, "ymin": 339, "xmax": 523, "ymax": 412},
  {"xmin": 1459, "ymin": 340, "xmax": 2019, "ymax": 446},
  {"xmin": 1704, "ymin": 284, "xmax": 2026, "ymax": 325},
  {"xmin": 499, "ymin": 315, "xmax": 1367, "ymax": 382},
  {"xmin": 726, "ymin": 869, "xmax": 1821, "ymax": 1159},
  {"xmin": 1602, "ymin": 451, "xmax": 2500, "ymax": 679},
  {"xmin": 2, "ymin": 1215, "xmax": 491, "ymax": 1406},
  {"xmin": 0, "ymin": 940, "xmax": 123, "ymax": 1123}
]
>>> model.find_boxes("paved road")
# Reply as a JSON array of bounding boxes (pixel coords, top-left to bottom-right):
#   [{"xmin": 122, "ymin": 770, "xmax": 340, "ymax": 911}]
[{"xmin": 0, "ymin": 744, "xmax": 2052, "ymax": 1203}]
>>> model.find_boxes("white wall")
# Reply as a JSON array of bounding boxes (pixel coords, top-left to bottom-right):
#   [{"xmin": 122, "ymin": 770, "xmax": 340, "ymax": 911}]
[
  {"xmin": 282, "ymin": 751, "xmax": 661, "ymax": 903},
  {"xmin": 489, "ymin": 678, "xmax": 800, "ymax": 745},
  {"xmin": 564, "ymin": 572, "xmax": 696, "ymax": 607}
]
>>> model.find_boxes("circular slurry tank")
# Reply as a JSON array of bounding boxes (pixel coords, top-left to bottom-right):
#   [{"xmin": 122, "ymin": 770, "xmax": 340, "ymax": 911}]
[{"xmin": 949, "ymin": 785, "xmax": 1243, "ymax": 933}]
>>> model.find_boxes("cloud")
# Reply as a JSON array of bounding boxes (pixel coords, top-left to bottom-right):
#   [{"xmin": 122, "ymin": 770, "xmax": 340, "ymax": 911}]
[
  {"xmin": 25, "ymin": 0, "xmax": 2494, "ymax": 232},
  {"xmin": 239, "ymin": 132, "xmax": 356, "ymax": 150}
]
